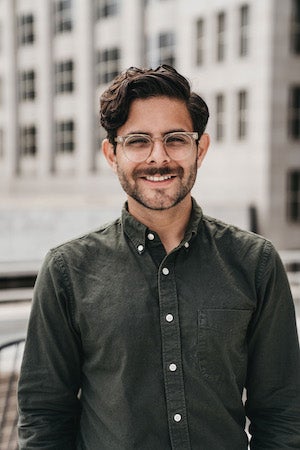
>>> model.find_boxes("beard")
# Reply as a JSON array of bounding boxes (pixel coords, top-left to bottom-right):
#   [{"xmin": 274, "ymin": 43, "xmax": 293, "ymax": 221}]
[{"xmin": 115, "ymin": 162, "xmax": 198, "ymax": 211}]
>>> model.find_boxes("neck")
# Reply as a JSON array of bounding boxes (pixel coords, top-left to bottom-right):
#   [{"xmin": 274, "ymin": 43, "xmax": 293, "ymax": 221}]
[{"xmin": 127, "ymin": 196, "xmax": 193, "ymax": 253}]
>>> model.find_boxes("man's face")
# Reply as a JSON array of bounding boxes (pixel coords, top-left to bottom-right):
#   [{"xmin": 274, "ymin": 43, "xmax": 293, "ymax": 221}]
[{"xmin": 104, "ymin": 96, "xmax": 208, "ymax": 211}]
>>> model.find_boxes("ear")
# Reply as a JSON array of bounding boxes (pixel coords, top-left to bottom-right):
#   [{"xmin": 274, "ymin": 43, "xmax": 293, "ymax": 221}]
[
  {"xmin": 197, "ymin": 133, "xmax": 210, "ymax": 168},
  {"xmin": 102, "ymin": 138, "xmax": 117, "ymax": 173}
]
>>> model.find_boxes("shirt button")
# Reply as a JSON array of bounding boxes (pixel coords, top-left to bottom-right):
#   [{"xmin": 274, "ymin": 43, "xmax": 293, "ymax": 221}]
[
  {"xmin": 137, "ymin": 245, "xmax": 144, "ymax": 252},
  {"xmin": 166, "ymin": 314, "xmax": 174, "ymax": 322},
  {"xmin": 184, "ymin": 241, "xmax": 189, "ymax": 248},
  {"xmin": 147, "ymin": 233, "xmax": 155, "ymax": 241},
  {"xmin": 162, "ymin": 267, "xmax": 169, "ymax": 275},
  {"xmin": 169, "ymin": 363, "xmax": 177, "ymax": 372},
  {"xmin": 174, "ymin": 413, "xmax": 182, "ymax": 422}
]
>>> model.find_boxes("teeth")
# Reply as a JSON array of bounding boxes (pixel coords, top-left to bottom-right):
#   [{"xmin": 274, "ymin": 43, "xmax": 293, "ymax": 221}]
[{"xmin": 146, "ymin": 175, "xmax": 172, "ymax": 182}]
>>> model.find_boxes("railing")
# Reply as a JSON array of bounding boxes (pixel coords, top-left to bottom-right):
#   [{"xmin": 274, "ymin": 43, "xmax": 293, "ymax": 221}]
[{"xmin": 0, "ymin": 261, "xmax": 40, "ymax": 304}]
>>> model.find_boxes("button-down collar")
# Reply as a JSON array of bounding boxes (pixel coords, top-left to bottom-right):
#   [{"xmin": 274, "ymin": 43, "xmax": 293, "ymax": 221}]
[{"xmin": 121, "ymin": 198, "xmax": 203, "ymax": 254}]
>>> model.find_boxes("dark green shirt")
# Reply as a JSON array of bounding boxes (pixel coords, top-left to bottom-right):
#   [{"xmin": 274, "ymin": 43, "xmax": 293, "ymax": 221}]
[{"xmin": 18, "ymin": 200, "xmax": 300, "ymax": 449}]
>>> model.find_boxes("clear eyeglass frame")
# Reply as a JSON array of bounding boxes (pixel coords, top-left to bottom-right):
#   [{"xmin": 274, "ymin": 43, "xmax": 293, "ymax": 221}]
[{"xmin": 114, "ymin": 131, "xmax": 199, "ymax": 162}]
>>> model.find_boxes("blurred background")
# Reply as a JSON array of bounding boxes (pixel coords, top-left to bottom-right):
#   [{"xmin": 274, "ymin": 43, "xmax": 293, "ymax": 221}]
[
  {"xmin": 0, "ymin": 0, "xmax": 299, "ymax": 445},
  {"xmin": 0, "ymin": 0, "xmax": 299, "ymax": 378}
]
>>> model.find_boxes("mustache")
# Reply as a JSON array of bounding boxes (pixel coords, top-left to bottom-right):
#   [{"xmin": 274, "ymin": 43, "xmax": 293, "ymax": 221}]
[{"xmin": 133, "ymin": 166, "xmax": 184, "ymax": 178}]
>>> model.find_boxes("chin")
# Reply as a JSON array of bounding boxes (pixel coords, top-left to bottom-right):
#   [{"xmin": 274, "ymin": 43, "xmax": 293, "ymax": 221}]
[{"xmin": 133, "ymin": 193, "xmax": 188, "ymax": 211}]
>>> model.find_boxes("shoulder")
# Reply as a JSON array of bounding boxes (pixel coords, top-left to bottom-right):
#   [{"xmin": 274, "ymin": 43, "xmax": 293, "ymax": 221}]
[
  {"xmin": 200, "ymin": 214, "xmax": 277, "ymax": 281},
  {"xmin": 45, "ymin": 217, "xmax": 122, "ymax": 267},
  {"xmin": 201, "ymin": 214, "xmax": 271, "ymax": 249}
]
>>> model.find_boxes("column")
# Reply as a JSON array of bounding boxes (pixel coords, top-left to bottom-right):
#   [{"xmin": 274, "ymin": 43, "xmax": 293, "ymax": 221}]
[
  {"xmin": 74, "ymin": 0, "xmax": 95, "ymax": 176},
  {"xmin": 36, "ymin": 0, "xmax": 55, "ymax": 176},
  {"xmin": 120, "ymin": 0, "xmax": 145, "ymax": 68},
  {"xmin": 3, "ymin": 0, "xmax": 19, "ymax": 177}
]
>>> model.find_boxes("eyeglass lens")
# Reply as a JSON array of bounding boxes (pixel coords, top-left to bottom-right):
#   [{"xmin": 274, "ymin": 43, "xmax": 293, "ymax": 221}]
[{"xmin": 123, "ymin": 133, "xmax": 195, "ymax": 162}]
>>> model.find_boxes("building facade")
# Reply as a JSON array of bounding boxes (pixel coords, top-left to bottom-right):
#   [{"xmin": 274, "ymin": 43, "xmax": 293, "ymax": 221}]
[{"xmin": 0, "ymin": 0, "xmax": 299, "ymax": 252}]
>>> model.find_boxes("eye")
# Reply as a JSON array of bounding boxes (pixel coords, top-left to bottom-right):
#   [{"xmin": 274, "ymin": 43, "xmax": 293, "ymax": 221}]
[
  {"xmin": 165, "ymin": 133, "xmax": 190, "ymax": 146},
  {"xmin": 125, "ymin": 135, "xmax": 151, "ymax": 147}
]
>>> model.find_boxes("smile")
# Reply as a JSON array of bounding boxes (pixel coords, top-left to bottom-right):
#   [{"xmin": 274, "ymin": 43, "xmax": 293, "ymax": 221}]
[{"xmin": 145, "ymin": 175, "xmax": 173, "ymax": 182}]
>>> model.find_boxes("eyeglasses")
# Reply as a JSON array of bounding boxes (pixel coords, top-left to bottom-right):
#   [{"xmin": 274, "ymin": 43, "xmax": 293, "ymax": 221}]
[{"xmin": 114, "ymin": 131, "xmax": 199, "ymax": 163}]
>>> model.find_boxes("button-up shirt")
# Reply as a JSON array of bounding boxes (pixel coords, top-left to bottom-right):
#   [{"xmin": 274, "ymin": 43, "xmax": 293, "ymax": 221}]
[{"xmin": 18, "ymin": 199, "xmax": 300, "ymax": 449}]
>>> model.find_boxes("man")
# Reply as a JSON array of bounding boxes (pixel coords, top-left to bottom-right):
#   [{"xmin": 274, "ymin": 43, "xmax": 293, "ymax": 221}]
[{"xmin": 18, "ymin": 65, "xmax": 300, "ymax": 449}]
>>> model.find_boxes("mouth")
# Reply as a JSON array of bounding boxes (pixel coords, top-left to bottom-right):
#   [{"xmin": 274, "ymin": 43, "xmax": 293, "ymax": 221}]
[{"xmin": 144, "ymin": 175, "xmax": 174, "ymax": 182}]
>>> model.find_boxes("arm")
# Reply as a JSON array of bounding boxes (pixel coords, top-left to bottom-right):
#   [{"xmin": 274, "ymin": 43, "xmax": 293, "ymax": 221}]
[
  {"xmin": 18, "ymin": 250, "xmax": 82, "ymax": 449},
  {"xmin": 245, "ymin": 241, "xmax": 300, "ymax": 449}
]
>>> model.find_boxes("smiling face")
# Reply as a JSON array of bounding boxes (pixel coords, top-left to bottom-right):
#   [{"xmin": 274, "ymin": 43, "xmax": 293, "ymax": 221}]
[{"xmin": 103, "ymin": 96, "xmax": 209, "ymax": 215}]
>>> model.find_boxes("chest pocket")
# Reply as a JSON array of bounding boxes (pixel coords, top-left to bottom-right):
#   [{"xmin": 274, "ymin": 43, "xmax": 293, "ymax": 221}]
[{"xmin": 197, "ymin": 309, "xmax": 252, "ymax": 385}]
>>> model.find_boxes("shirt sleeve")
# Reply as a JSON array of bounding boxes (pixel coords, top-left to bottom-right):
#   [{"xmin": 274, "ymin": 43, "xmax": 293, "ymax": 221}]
[
  {"xmin": 245, "ymin": 240, "xmax": 300, "ymax": 449},
  {"xmin": 18, "ymin": 249, "xmax": 82, "ymax": 449}
]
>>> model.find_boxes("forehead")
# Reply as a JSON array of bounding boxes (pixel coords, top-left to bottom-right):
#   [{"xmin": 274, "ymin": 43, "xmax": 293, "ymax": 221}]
[{"xmin": 118, "ymin": 96, "xmax": 193, "ymax": 135}]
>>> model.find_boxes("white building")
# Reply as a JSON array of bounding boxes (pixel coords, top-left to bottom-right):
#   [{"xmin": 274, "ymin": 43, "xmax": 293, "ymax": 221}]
[{"xmin": 0, "ymin": 0, "xmax": 299, "ymax": 259}]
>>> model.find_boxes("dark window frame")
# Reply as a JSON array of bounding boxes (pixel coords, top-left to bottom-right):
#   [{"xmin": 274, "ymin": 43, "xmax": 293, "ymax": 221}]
[
  {"xmin": 54, "ymin": 59, "xmax": 74, "ymax": 94},
  {"xmin": 216, "ymin": 93, "xmax": 225, "ymax": 141},
  {"xmin": 19, "ymin": 69, "xmax": 36, "ymax": 101},
  {"xmin": 53, "ymin": 0, "xmax": 72, "ymax": 35},
  {"xmin": 290, "ymin": 0, "xmax": 300, "ymax": 54},
  {"xmin": 55, "ymin": 120, "xmax": 75, "ymax": 153},
  {"xmin": 217, "ymin": 11, "xmax": 226, "ymax": 62},
  {"xmin": 287, "ymin": 170, "xmax": 300, "ymax": 222},
  {"xmin": 20, "ymin": 125, "xmax": 37, "ymax": 156},
  {"xmin": 288, "ymin": 85, "xmax": 300, "ymax": 139},
  {"xmin": 237, "ymin": 90, "xmax": 248, "ymax": 140},
  {"xmin": 196, "ymin": 18, "xmax": 205, "ymax": 66},
  {"xmin": 158, "ymin": 31, "xmax": 175, "ymax": 66},
  {"xmin": 95, "ymin": 0, "xmax": 119, "ymax": 20},
  {"xmin": 239, "ymin": 4, "xmax": 250, "ymax": 57},
  {"xmin": 96, "ymin": 47, "xmax": 120, "ymax": 85},
  {"xmin": 18, "ymin": 13, "xmax": 35, "ymax": 46}
]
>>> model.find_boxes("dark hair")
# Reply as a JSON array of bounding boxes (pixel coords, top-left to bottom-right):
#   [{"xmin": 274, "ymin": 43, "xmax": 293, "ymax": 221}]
[{"xmin": 100, "ymin": 65, "xmax": 209, "ymax": 146}]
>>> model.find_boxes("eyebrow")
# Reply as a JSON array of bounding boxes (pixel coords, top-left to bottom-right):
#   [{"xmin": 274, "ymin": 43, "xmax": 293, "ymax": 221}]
[{"xmin": 124, "ymin": 129, "xmax": 189, "ymax": 136}]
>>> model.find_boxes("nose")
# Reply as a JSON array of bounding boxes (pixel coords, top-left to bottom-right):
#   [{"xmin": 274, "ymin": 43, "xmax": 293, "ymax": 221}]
[{"xmin": 145, "ymin": 138, "xmax": 171, "ymax": 164}]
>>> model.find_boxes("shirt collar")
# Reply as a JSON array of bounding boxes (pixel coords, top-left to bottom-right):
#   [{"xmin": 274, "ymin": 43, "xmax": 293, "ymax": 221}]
[{"xmin": 121, "ymin": 197, "xmax": 203, "ymax": 253}]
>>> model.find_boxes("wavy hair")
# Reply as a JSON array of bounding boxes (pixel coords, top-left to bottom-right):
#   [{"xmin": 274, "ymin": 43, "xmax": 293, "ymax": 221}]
[{"xmin": 100, "ymin": 65, "xmax": 209, "ymax": 148}]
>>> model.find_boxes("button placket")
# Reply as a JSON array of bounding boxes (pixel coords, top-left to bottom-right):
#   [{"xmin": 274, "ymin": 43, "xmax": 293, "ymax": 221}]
[{"xmin": 158, "ymin": 256, "xmax": 191, "ymax": 449}]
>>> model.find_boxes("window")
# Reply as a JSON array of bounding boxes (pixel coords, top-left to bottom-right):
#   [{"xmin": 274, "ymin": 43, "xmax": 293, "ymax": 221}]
[
  {"xmin": 19, "ymin": 70, "xmax": 36, "ymax": 101},
  {"xmin": 216, "ymin": 94, "xmax": 225, "ymax": 141},
  {"xmin": 288, "ymin": 86, "xmax": 300, "ymax": 139},
  {"xmin": 287, "ymin": 170, "xmax": 300, "ymax": 222},
  {"xmin": 95, "ymin": 0, "xmax": 119, "ymax": 19},
  {"xmin": 237, "ymin": 90, "xmax": 248, "ymax": 139},
  {"xmin": 291, "ymin": 0, "xmax": 300, "ymax": 54},
  {"xmin": 54, "ymin": 0, "xmax": 72, "ymax": 34},
  {"xmin": 18, "ymin": 13, "xmax": 35, "ymax": 46},
  {"xmin": 216, "ymin": 12, "xmax": 226, "ymax": 62},
  {"xmin": 20, "ymin": 125, "xmax": 37, "ymax": 156},
  {"xmin": 55, "ymin": 60, "xmax": 74, "ymax": 94},
  {"xmin": 96, "ymin": 48, "xmax": 120, "ymax": 85},
  {"xmin": 55, "ymin": 120, "xmax": 75, "ymax": 153},
  {"xmin": 196, "ymin": 18, "xmax": 205, "ymax": 65},
  {"xmin": 239, "ymin": 4, "xmax": 250, "ymax": 57},
  {"xmin": 158, "ymin": 32, "xmax": 175, "ymax": 66}
]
